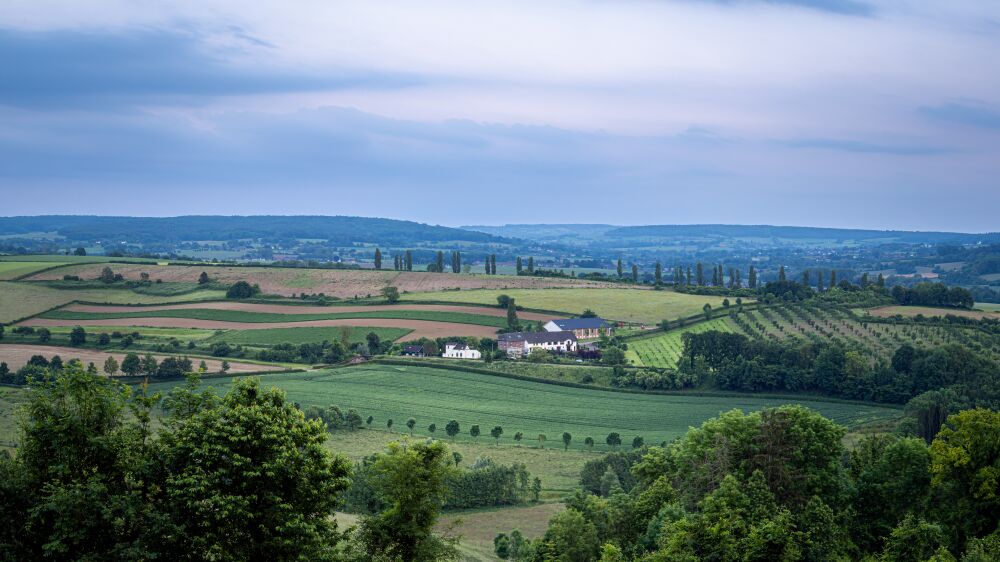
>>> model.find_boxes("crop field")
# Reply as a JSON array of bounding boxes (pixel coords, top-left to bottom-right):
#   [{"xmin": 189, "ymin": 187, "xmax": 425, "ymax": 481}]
[
  {"xmin": 978, "ymin": 303, "xmax": 1000, "ymax": 312},
  {"xmin": 144, "ymin": 364, "xmax": 900, "ymax": 450},
  {"xmin": 402, "ymin": 288, "xmax": 731, "ymax": 324},
  {"xmin": 0, "ymin": 261, "xmax": 68, "ymax": 280},
  {"xmin": 733, "ymin": 303, "xmax": 1000, "ymax": 361},
  {"xmin": 204, "ymin": 326, "xmax": 412, "ymax": 346},
  {"xmin": 26, "ymin": 263, "xmax": 611, "ymax": 298},
  {"xmin": 0, "ymin": 344, "xmax": 283, "ymax": 374},
  {"xmin": 627, "ymin": 317, "xmax": 738, "ymax": 368},
  {"xmin": 0, "ymin": 282, "xmax": 226, "ymax": 323}
]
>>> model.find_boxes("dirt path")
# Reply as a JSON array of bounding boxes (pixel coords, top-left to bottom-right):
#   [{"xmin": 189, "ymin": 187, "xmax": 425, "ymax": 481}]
[
  {"xmin": 63, "ymin": 301, "xmax": 559, "ymax": 321},
  {"xmin": 21, "ymin": 317, "xmax": 499, "ymax": 341},
  {"xmin": 0, "ymin": 344, "xmax": 280, "ymax": 374}
]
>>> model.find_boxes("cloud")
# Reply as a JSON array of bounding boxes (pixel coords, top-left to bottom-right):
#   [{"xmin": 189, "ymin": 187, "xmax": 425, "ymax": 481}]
[
  {"xmin": 0, "ymin": 27, "xmax": 421, "ymax": 108},
  {"xmin": 777, "ymin": 137, "xmax": 953, "ymax": 156},
  {"xmin": 689, "ymin": 0, "xmax": 873, "ymax": 16},
  {"xmin": 918, "ymin": 102, "xmax": 1000, "ymax": 130}
]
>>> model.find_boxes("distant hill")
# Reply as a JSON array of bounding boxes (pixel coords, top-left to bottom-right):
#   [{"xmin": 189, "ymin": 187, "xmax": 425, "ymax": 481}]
[
  {"xmin": 463, "ymin": 223, "xmax": 1000, "ymax": 246},
  {"xmin": 0, "ymin": 216, "xmax": 512, "ymax": 246}
]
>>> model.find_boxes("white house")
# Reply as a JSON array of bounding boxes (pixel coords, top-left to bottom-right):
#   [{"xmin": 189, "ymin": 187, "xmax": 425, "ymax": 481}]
[{"xmin": 442, "ymin": 342, "xmax": 482, "ymax": 359}]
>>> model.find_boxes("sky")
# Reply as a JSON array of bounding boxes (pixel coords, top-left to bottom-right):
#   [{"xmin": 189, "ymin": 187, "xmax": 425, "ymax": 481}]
[{"xmin": 1, "ymin": 0, "xmax": 998, "ymax": 232}]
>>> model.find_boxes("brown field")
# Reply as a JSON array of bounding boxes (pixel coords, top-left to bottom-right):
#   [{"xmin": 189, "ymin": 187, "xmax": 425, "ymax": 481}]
[
  {"xmin": 867, "ymin": 305, "xmax": 1000, "ymax": 320},
  {"xmin": 63, "ymin": 301, "xmax": 559, "ymax": 321},
  {"xmin": 0, "ymin": 344, "xmax": 281, "ymax": 374},
  {"xmin": 21, "ymin": 317, "xmax": 499, "ymax": 341},
  {"xmin": 27, "ymin": 264, "xmax": 612, "ymax": 298}
]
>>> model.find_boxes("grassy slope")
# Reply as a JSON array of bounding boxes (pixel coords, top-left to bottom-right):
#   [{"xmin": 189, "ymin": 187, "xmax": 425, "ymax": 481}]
[
  {"xmin": 0, "ymin": 261, "xmax": 70, "ymax": 280},
  {"xmin": 401, "ymin": 288, "xmax": 729, "ymax": 324},
  {"xmin": 144, "ymin": 365, "xmax": 900, "ymax": 451},
  {"xmin": 41, "ymin": 308, "xmax": 508, "ymax": 327},
  {"xmin": 0, "ymin": 282, "xmax": 226, "ymax": 323},
  {"xmin": 204, "ymin": 326, "xmax": 412, "ymax": 346}
]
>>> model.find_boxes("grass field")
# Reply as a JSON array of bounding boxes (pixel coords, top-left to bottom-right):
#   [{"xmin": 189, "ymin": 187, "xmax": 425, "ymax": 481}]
[
  {"xmin": 0, "ymin": 261, "xmax": 68, "ymax": 280},
  {"xmin": 979, "ymin": 303, "xmax": 1000, "ymax": 312},
  {"xmin": 204, "ymin": 326, "xmax": 412, "ymax": 346},
  {"xmin": 144, "ymin": 364, "xmax": 900, "ymax": 451},
  {"xmin": 402, "ymin": 288, "xmax": 730, "ymax": 324},
  {"xmin": 40, "ymin": 307, "xmax": 508, "ymax": 327},
  {"xmin": 866, "ymin": 305, "xmax": 1000, "ymax": 320},
  {"xmin": 0, "ymin": 282, "xmax": 227, "ymax": 323}
]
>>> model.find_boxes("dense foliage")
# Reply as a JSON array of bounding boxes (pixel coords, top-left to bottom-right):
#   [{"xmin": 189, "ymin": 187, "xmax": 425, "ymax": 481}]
[{"xmin": 498, "ymin": 406, "xmax": 1000, "ymax": 562}]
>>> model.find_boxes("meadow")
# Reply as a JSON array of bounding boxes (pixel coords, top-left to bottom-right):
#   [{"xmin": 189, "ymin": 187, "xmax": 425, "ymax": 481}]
[
  {"xmin": 144, "ymin": 364, "xmax": 901, "ymax": 451},
  {"xmin": 865, "ymin": 304, "xmax": 1000, "ymax": 320},
  {"xmin": 0, "ymin": 282, "xmax": 226, "ymax": 323},
  {"xmin": 401, "ymin": 287, "xmax": 730, "ymax": 324},
  {"xmin": 204, "ymin": 326, "xmax": 412, "ymax": 346},
  {"xmin": 0, "ymin": 261, "xmax": 69, "ymax": 280}
]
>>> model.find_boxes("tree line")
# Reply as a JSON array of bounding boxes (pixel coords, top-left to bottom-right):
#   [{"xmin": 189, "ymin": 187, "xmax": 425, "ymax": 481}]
[{"xmin": 494, "ymin": 405, "xmax": 1000, "ymax": 561}]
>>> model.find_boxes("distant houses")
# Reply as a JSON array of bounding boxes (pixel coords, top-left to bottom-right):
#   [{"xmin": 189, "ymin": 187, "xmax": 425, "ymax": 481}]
[
  {"xmin": 442, "ymin": 342, "xmax": 482, "ymax": 359},
  {"xmin": 401, "ymin": 345, "xmax": 426, "ymax": 357},
  {"xmin": 543, "ymin": 317, "xmax": 613, "ymax": 339},
  {"xmin": 498, "ymin": 331, "xmax": 577, "ymax": 358}
]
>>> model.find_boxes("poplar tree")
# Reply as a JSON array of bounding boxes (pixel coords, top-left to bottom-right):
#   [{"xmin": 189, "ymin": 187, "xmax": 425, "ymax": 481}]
[
  {"xmin": 516, "ymin": 257, "xmax": 523, "ymax": 275},
  {"xmin": 779, "ymin": 265, "xmax": 786, "ymax": 282},
  {"xmin": 729, "ymin": 267, "xmax": 736, "ymax": 289},
  {"xmin": 830, "ymin": 270, "xmax": 837, "ymax": 287},
  {"xmin": 686, "ymin": 267, "xmax": 692, "ymax": 286},
  {"xmin": 405, "ymin": 250, "xmax": 413, "ymax": 271},
  {"xmin": 654, "ymin": 261, "xmax": 662, "ymax": 285},
  {"xmin": 748, "ymin": 266, "xmax": 757, "ymax": 289},
  {"xmin": 617, "ymin": 258, "xmax": 623, "ymax": 278},
  {"xmin": 485, "ymin": 257, "xmax": 491, "ymax": 274},
  {"xmin": 696, "ymin": 263, "xmax": 705, "ymax": 286},
  {"xmin": 527, "ymin": 257, "xmax": 534, "ymax": 273},
  {"xmin": 802, "ymin": 270, "xmax": 810, "ymax": 287},
  {"xmin": 435, "ymin": 251, "xmax": 444, "ymax": 273},
  {"xmin": 817, "ymin": 270, "xmax": 825, "ymax": 291},
  {"xmin": 490, "ymin": 254, "xmax": 497, "ymax": 274},
  {"xmin": 711, "ymin": 267, "xmax": 718, "ymax": 287},
  {"xmin": 374, "ymin": 248, "xmax": 382, "ymax": 270},
  {"xmin": 632, "ymin": 264, "xmax": 638, "ymax": 284}
]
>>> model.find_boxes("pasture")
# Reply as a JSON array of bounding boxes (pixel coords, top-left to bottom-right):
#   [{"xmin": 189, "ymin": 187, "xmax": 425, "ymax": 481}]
[
  {"xmin": 204, "ymin": 326, "xmax": 411, "ymax": 346},
  {"xmin": 0, "ymin": 261, "xmax": 68, "ymax": 280},
  {"xmin": 866, "ymin": 305, "xmax": 1000, "ymax": 320},
  {"xmin": 402, "ymin": 287, "xmax": 730, "ymax": 324},
  {"xmin": 144, "ymin": 364, "xmax": 901, "ymax": 451},
  {"xmin": 0, "ymin": 281, "xmax": 226, "ymax": 323}
]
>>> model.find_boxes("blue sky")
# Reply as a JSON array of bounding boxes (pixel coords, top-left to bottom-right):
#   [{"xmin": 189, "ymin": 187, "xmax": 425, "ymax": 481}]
[{"xmin": 1, "ymin": 0, "xmax": 998, "ymax": 231}]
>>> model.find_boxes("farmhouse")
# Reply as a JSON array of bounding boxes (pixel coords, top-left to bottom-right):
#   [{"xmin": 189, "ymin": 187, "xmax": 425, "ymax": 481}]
[
  {"xmin": 498, "ymin": 331, "xmax": 577, "ymax": 358},
  {"xmin": 401, "ymin": 345, "xmax": 425, "ymax": 357},
  {"xmin": 442, "ymin": 342, "xmax": 481, "ymax": 359},
  {"xmin": 543, "ymin": 317, "xmax": 613, "ymax": 339}
]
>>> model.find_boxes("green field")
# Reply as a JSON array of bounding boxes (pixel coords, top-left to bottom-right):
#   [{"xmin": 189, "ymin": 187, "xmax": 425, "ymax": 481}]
[
  {"xmin": 401, "ymin": 288, "xmax": 730, "ymax": 324},
  {"xmin": 627, "ymin": 317, "xmax": 738, "ymax": 368},
  {"xmin": 204, "ymin": 326, "xmax": 412, "ymax": 346},
  {"xmin": 145, "ymin": 364, "xmax": 900, "ymax": 450},
  {"xmin": 0, "ymin": 261, "xmax": 69, "ymax": 280},
  {"xmin": 0, "ymin": 282, "xmax": 227, "ymax": 323},
  {"xmin": 40, "ymin": 307, "xmax": 507, "ymax": 327},
  {"xmin": 979, "ymin": 303, "xmax": 1000, "ymax": 312}
]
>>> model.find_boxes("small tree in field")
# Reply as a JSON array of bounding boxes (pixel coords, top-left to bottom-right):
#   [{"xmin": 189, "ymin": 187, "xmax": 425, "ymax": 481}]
[
  {"xmin": 103, "ymin": 356, "xmax": 119, "ymax": 377},
  {"xmin": 386, "ymin": 418, "xmax": 393, "ymax": 430},
  {"xmin": 514, "ymin": 431, "xmax": 523, "ymax": 445},
  {"xmin": 632, "ymin": 436, "xmax": 644, "ymax": 449},
  {"xmin": 562, "ymin": 432, "xmax": 572, "ymax": 451},
  {"xmin": 446, "ymin": 419, "xmax": 460, "ymax": 440},
  {"xmin": 491, "ymin": 425, "xmax": 503, "ymax": 446},
  {"xmin": 366, "ymin": 415, "xmax": 374, "ymax": 428},
  {"xmin": 121, "ymin": 352, "xmax": 141, "ymax": 376},
  {"xmin": 406, "ymin": 417, "xmax": 416, "ymax": 436},
  {"xmin": 453, "ymin": 451, "xmax": 462, "ymax": 467},
  {"xmin": 381, "ymin": 286, "xmax": 400, "ymax": 303},
  {"xmin": 606, "ymin": 432, "xmax": 621, "ymax": 450},
  {"xmin": 198, "ymin": 271, "xmax": 210, "ymax": 284},
  {"xmin": 470, "ymin": 424, "xmax": 480, "ymax": 440},
  {"xmin": 69, "ymin": 326, "xmax": 86, "ymax": 346},
  {"xmin": 538, "ymin": 434, "xmax": 546, "ymax": 449},
  {"xmin": 584, "ymin": 437, "xmax": 594, "ymax": 450},
  {"xmin": 428, "ymin": 423, "xmax": 436, "ymax": 435}
]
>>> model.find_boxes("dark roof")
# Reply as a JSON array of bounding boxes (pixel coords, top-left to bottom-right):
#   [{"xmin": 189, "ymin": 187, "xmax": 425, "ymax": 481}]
[
  {"xmin": 402, "ymin": 345, "xmax": 424, "ymax": 352},
  {"xmin": 549, "ymin": 317, "xmax": 611, "ymax": 330},
  {"xmin": 499, "ymin": 331, "xmax": 577, "ymax": 344},
  {"xmin": 445, "ymin": 342, "xmax": 469, "ymax": 350}
]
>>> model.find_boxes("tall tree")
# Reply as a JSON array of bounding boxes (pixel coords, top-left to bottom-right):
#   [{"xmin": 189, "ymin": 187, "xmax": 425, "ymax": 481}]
[
  {"xmin": 802, "ymin": 270, "xmax": 810, "ymax": 287},
  {"xmin": 102, "ymin": 356, "xmax": 118, "ymax": 377},
  {"xmin": 696, "ymin": 263, "xmax": 705, "ymax": 286},
  {"xmin": 655, "ymin": 261, "xmax": 663, "ymax": 285},
  {"xmin": 405, "ymin": 250, "xmax": 413, "ymax": 271},
  {"xmin": 516, "ymin": 257, "xmax": 523, "ymax": 275},
  {"xmin": 485, "ymin": 257, "xmax": 491, "ymax": 274},
  {"xmin": 435, "ymin": 251, "xmax": 445, "ymax": 273},
  {"xmin": 748, "ymin": 265, "xmax": 757, "ymax": 288},
  {"xmin": 616, "ymin": 258, "xmax": 623, "ymax": 278},
  {"xmin": 490, "ymin": 254, "xmax": 497, "ymax": 275},
  {"xmin": 817, "ymin": 270, "xmax": 825, "ymax": 291},
  {"xmin": 374, "ymin": 248, "xmax": 382, "ymax": 270},
  {"xmin": 527, "ymin": 256, "xmax": 534, "ymax": 273},
  {"xmin": 562, "ymin": 432, "xmax": 572, "ymax": 451},
  {"xmin": 491, "ymin": 426, "xmax": 503, "ymax": 446},
  {"xmin": 686, "ymin": 267, "xmax": 692, "ymax": 286},
  {"xmin": 507, "ymin": 299, "xmax": 519, "ymax": 330},
  {"xmin": 632, "ymin": 264, "xmax": 638, "ymax": 284},
  {"xmin": 778, "ymin": 265, "xmax": 786, "ymax": 282},
  {"xmin": 830, "ymin": 269, "xmax": 837, "ymax": 287}
]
